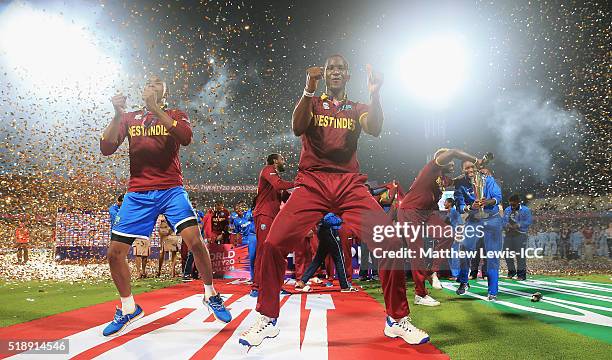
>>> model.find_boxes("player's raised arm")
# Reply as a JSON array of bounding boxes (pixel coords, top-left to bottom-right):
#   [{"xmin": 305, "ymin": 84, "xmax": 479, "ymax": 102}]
[
  {"xmin": 100, "ymin": 93, "xmax": 128, "ymax": 155},
  {"xmin": 292, "ymin": 66, "xmax": 322, "ymax": 136},
  {"xmin": 142, "ymin": 87, "xmax": 193, "ymax": 146},
  {"xmin": 360, "ymin": 64, "xmax": 384, "ymax": 137},
  {"xmin": 434, "ymin": 148, "xmax": 480, "ymax": 167}
]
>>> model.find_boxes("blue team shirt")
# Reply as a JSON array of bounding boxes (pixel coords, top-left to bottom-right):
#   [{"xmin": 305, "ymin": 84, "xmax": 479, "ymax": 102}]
[
  {"xmin": 230, "ymin": 209, "xmax": 256, "ymax": 237},
  {"xmin": 454, "ymin": 175, "xmax": 502, "ymax": 218},
  {"xmin": 503, "ymin": 205, "xmax": 532, "ymax": 233},
  {"xmin": 448, "ymin": 207, "xmax": 463, "ymax": 228}
]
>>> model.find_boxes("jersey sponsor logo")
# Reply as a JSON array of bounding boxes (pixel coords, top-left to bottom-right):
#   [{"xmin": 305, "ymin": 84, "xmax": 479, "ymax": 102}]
[
  {"xmin": 260, "ymin": 223, "xmax": 267, "ymax": 231},
  {"xmin": 128, "ymin": 124, "xmax": 170, "ymax": 137},
  {"xmin": 313, "ymin": 114, "xmax": 356, "ymax": 131},
  {"xmin": 323, "ymin": 102, "xmax": 330, "ymax": 110}
]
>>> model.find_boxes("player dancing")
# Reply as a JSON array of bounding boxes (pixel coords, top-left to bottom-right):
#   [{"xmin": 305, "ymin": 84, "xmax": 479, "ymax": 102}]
[
  {"xmin": 100, "ymin": 75, "xmax": 231, "ymax": 336},
  {"xmin": 239, "ymin": 55, "xmax": 429, "ymax": 348}
]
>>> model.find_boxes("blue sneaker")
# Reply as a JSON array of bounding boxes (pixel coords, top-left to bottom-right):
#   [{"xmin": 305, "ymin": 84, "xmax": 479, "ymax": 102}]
[
  {"xmin": 325, "ymin": 281, "xmax": 333, "ymax": 287},
  {"xmin": 204, "ymin": 294, "xmax": 232, "ymax": 323},
  {"xmin": 102, "ymin": 305, "xmax": 144, "ymax": 337},
  {"xmin": 249, "ymin": 289, "xmax": 259, "ymax": 297}
]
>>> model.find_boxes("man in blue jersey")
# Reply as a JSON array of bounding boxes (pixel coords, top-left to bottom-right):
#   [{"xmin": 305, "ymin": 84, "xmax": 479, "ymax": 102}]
[
  {"xmin": 230, "ymin": 201, "xmax": 257, "ymax": 282},
  {"xmin": 503, "ymin": 194, "xmax": 533, "ymax": 280},
  {"xmin": 444, "ymin": 198, "xmax": 463, "ymax": 280},
  {"xmin": 454, "ymin": 161, "xmax": 503, "ymax": 301}
]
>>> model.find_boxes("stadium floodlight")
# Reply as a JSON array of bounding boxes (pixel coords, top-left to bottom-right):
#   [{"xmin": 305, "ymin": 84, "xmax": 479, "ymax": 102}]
[
  {"xmin": 0, "ymin": 2, "xmax": 120, "ymax": 92},
  {"xmin": 398, "ymin": 34, "xmax": 467, "ymax": 109}
]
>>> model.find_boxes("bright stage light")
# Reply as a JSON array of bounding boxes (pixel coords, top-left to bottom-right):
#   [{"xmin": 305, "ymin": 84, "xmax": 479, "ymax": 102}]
[
  {"xmin": 0, "ymin": 2, "xmax": 120, "ymax": 92},
  {"xmin": 398, "ymin": 34, "xmax": 467, "ymax": 108}
]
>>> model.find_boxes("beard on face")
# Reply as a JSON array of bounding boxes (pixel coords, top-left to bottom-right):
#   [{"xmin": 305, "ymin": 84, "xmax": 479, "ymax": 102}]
[{"xmin": 277, "ymin": 163, "xmax": 285, "ymax": 172}]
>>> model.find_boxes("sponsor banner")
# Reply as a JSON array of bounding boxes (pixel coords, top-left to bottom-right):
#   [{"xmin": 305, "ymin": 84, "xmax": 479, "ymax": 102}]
[{"xmin": 207, "ymin": 243, "xmax": 250, "ymax": 279}]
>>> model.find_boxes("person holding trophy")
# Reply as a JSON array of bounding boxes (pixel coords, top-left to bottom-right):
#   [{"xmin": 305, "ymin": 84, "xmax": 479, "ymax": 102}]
[{"xmin": 454, "ymin": 154, "xmax": 503, "ymax": 301}]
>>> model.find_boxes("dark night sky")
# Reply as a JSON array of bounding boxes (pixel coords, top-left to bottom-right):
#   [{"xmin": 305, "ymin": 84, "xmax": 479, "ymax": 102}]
[{"xmin": 0, "ymin": 0, "xmax": 609, "ymax": 199}]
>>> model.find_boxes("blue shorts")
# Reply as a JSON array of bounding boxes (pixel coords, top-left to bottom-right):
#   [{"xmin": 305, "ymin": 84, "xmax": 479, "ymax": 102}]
[{"xmin": 111, "ymin": 186, "xmax": 197, "ymax": 241}]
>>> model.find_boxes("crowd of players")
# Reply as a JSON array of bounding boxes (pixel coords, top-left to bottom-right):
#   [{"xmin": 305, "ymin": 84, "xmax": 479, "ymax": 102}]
[{"xmin": 7, "ymin": 52, "xmax": 606, "ymax": 348}]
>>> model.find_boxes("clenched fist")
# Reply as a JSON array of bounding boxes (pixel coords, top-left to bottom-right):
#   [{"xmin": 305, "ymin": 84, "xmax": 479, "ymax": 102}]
[
  {"xmin": 366, "ymin": 64, "xmax": 383, "ymax": 95},
  {"xmin": 142, "ymin": 88, "xmax": 158, "ymax": 112},
  {"xmin": 111, "ymin": 93, "xmax": 127, "ymax": 115},
  {"xmin": 305, "ymin": 66, "xmax": 323, "ymax": 92}
]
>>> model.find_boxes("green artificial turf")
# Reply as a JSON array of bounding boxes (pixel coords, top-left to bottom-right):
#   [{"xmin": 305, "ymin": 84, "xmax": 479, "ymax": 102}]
[
  {"xmin": 358, "ymin": 276, "xmax": 612, "ymax": 360},
  {"xmin": 0, "ymin": 278, "xmax": 180, "ymax": 327}
]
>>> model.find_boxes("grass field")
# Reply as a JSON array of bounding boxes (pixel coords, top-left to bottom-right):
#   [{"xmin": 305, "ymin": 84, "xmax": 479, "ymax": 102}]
[
  {"xmin": 359, "ymin": 274, "xmax": 612, "ymax": 360},
  {"xmin": 0, "ymin": 277, "xmax": 180, "ymax": 327},
  {"xmin": 1, "ymin": 274, "xmax": 610, "ymax": 360}
]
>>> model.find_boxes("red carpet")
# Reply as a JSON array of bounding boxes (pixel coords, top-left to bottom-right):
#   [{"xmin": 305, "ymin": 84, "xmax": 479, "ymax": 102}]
[{"xmin": 0, "ymin": 280, "xmax": 448, "ymax": 359}]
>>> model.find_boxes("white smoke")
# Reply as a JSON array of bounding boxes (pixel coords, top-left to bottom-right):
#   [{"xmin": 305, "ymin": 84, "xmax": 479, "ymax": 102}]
[{"xmin": 491, "ymin": 91, "xmax": 581, "ymax": 180}]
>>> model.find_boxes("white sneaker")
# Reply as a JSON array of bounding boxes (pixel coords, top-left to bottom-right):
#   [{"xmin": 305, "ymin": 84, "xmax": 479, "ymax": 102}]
[
  {"xmin": 430, "ymin": 272, "xmax": 442, "ymax": 290},
  {"xmin": 301, "ymin": 285, "xmax": 312, "ymax": 292},
  {"xmin": 415, "ymin": 294, "xmax": 440, "ymax": 307},
  {"xmin": 239, "ymin": 313, "xmax": 280, "ymax": 347},
  {"xmin": 384, "ymin": 316, "xmax": 430, "ymax": 345},
  {"xmin": 310, "ymin": 277, "xmax": 323, "ymax": 284}
]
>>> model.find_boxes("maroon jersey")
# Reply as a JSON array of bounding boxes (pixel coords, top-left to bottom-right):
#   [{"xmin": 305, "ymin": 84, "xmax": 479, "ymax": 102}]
[
  {"xmin": 211, "ymin": 208, "xmax": 230, "ymax": 234},
  {"xmin": 253, "ymin": 165, "xmax": 295, "ymax": 218},
  {"xmin": 298, "ymin": 95, "xmax": 369, "ymax": 173},
  {"xmin": 100, "ymin": 108, "xmax": 192, "ymax": 192},
  {"xmin": 400, "ymin": 160, "xmax": 448, "ymax": 211}
]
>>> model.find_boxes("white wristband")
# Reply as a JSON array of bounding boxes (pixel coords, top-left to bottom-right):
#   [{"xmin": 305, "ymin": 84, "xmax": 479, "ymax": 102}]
[{"xmin": 303, "ymin": 88, "xmax": 315, "ymax": 97}]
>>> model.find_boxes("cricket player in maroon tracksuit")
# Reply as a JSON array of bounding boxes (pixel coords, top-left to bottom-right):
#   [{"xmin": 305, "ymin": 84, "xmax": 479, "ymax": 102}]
[
  {"xmin": 398, "ymin": 149, "xmax": 487, "ymax": 307},
  {"xmin": 239, "ymin": 55, "xmax": 430, "ymax": 348},
  {"xmin": 251, "ymin": 153, "xmax": 294, "ymax": 297}
]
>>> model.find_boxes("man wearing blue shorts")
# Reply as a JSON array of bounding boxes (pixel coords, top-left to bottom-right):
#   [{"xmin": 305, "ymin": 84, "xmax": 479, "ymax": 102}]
[{"xmin": 100, "ymin": 75, "xmax": 231, "ymax": 337}]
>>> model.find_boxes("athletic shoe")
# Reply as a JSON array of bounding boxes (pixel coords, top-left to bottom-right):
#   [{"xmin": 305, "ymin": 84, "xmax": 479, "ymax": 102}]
[
  {"xmin": 359, "ymin": 276, "xmax": 369, "ymax": 282},
  {"xmin": 249, "ymin": 289, "xmax": 259, "ymax": 297},
  {"xmin": 203, "ymin": 294, "xmax": 232, "ymax": 323},
  {"xmin": 448, "ymin": 276, "xmax": 457, "ymax": 281},
  {"xmin": 325, "ymin": 281, "xmax": 333, "ymax": 287},
  {"xmin": 238, "ymin": 313, "xmax": 280, "ymax": 347},
  {"xmin": 182, "ymin": 276, "xmax": 193, "ymax": 282},
  {"xmin": 517, "ymin": 276, "xmax": 526, "ymax": 281},
  {"xmin": 311, "ymin": 277, "xmax": 323, "ymax": 284},
  {"xmin": 384, "ymin": 316, "xmax": 430, "ymax": 345},
  {"xmin": 371, "ymin": 275, "xmax": 380, "ymax": 281},
  {"xmin": 430, "ymin": 272, "xmax": 442, "ymax": 290},
  {"xmin": 280, "ymin": 289, "xmax": 291, "ymax": 295},
  {"xmin": 301, "ymin": 285, "xmax": 312, "ymax": 292},
  {"xmin": 340, "ymin": 286, "xmax": 359, "ymax": 293},
  {"xmin": 414, "ymin": 294, "xmax": 440, "ymax": 307},
  {"xmin": 456, "ymin": 282, "xmax": 470, "ymax": 295},
  {"xmin": 487, "ymin": 294, "xmax": 497, "ymax": 301},
  {"xmin": 102, "ymin": 305, "xmax": 144, "ymax": 337},
  {"xmin": 506, "ymin": 273, "xmax": 516, "ymax": 279}
]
